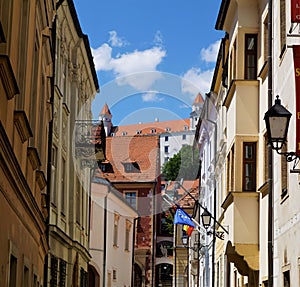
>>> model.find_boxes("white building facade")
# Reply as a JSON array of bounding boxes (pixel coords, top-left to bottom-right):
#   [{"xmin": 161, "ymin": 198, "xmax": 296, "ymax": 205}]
[{"xmin": 195, "ymin": 1, "xmax": 300, "ymax": 287}]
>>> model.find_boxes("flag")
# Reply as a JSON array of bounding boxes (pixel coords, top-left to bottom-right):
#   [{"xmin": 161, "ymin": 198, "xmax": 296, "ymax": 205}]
[
  {"xmin": 183, "ymin": 224, "xmax": 194, "ymax": 236},
  {"xmin": 173, "ymin": 208, "xmax": 195, "ymax": 228}
]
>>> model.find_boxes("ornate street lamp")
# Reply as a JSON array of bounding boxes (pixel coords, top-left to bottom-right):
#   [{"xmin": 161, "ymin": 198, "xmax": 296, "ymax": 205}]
[
  {"xmin": 264, "ymin": 96, "xmax": 300, "ymax": 165},
  {"xmin": 201, "ymin": 209, "xmax": 212, "ymax": 230},
  {"xmin": 264, "ymin": 95, "xmax": 292, "ymax": 152}
]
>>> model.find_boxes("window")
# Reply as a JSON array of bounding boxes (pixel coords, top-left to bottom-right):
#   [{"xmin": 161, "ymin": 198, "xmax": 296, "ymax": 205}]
[
  {"xmin": 50, "ymin": 256, "xmax": 58, "ymax": 287},
  {"xmin": 165, "ymin": 135, "xmax": 169, "ymax": 142},
  {"xmin": 243, "ymin": 142, "xmax": 257, "ymax": 191},
  {"xmin": 182, "ymin": 134, "xmax": 186, "ymax": 140},
  {"xmin": 164, "ymin": 157, "xmax": 169, "ymax": 163},
  {"xmin": 113, "ymin": 270, "xmax": 117, "ymax": 281},
  {"xmin": 76, "ymin": 176, "xmax": 81, "ymax": 223},
  {"xmin": 61, "ymin": 158, "xmax": 66, "ymax": 214},
  {"xmin": 166, "ymin": 127, "xmax": 171, "ymax": 132},
  {"xmin": 226, "ymin": 145, "xmax": 235, "ymax": 193},
  {"xmin": 151, "ymin": 128, "xmax": 156, "ymax": 133},
  {"xmin": 263, "ymin": 15, "xmax": 269, "ymax": 62},
  {"xmin": 164, "ymin": 146, "xmax": 169, "ymax": 153},
  {"xmin": 125, "ymin": 192, "xmax": 137, "ymax": 209},
  {"xmin": 280, "ymin": 0, "xmax": 286, "ymax": 56},
  {"xmin": 283, "ymin": 270, "xmax": 290, "ymax": 287},
  {"xmin": 125, "ymin": 220, "xmax": 131, "ymax": 251},
  {"xmin": 230, "ymin": 39, "xmax": 237, "ymax": 82},
  {"xmin": 9, "ymin": 255, "xmax": 17, "ymax": 287},
  {"xmin": 244, "ymin": 34, "xmax": 257, "ymax": 79},
  {"xmin": 136, "ymin": 130, "xmax": 141, "ymax": 135},
  {"xmin": 59, "ymin": 259, "xmax": 66, "ymax": 287},
  {"xmin": 184, "ymin": 125, "xmax": 188, "ymax": 130},
  {"xmin": 113, "ymin": 213, "xmax": 120, "ymax": 247},
  {"xmin": 51, "ymin": 146, "xmax": 58, "ymax": 206},
  {"xmin": 122, "ymin": 131, "xmax": 127, "ymax": 136},
  {"xmin": 23, "ymin": 265, "xmax": 29, "ymax": 287},
  {"xmin": 264, "ymin": 133, "xmax": 269, "ymax": 183}
]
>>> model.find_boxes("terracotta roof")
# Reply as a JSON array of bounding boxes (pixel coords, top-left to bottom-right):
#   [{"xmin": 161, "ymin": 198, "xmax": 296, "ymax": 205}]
[
  {"xmin": 111, "ymin": 118, "xmax": 190, "ymax": 137},
  {"xmin": 95, "ymin": 135, "xmax": 160, "ymax": 183},
  {"xmin": 100, "ymin": 103, "xmax": 112, "ymax": 116},
  {"xmin": 162, "ymin": 180, "xmax": 199, "ymax": 208},
  {"xmin": 193, "ymin": 93, "xmax": 204, "ymax": 105}
]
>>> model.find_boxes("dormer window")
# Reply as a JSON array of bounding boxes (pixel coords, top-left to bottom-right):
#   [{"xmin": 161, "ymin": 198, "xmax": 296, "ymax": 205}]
[
  {"xmin": 184, "ymin": 125, "xmax": 188, "ymax": 131},
  {"xmin": 122, "ymin": 161, "xmax": 140, "ymax": 173},
  {"xmin": 166, "ymin": 127, "xmax": 171, "ymax": 132},
  {"xmin": 122, "ymin": 131, "xmax": 127, "ymax": 136},
  {"xmin": 98, "ymin": 161, "xmax": 113, "ymax": 173},
  {"xmin": 151, "ymin": 128, "xmax": 156, "ymax": 134},
  {"xmin": 136, "ymin": 130, "xmax": 141, "ymax": 135}
]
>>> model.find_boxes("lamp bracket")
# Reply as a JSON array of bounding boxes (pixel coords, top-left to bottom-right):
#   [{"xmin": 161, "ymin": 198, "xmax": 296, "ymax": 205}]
[
  {"xmin": 207, "ymin": 230, "xmax": 225, "ymax": 240},
  {"xmin": 276, "ymin": 150, "xmax": 300, "ymax": 173}
]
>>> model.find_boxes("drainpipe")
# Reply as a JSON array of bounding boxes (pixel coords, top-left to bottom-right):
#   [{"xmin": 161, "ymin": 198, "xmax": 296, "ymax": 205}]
[
  {"xmin": 205, "ymin": 93, "xmax": 217, "ymax": 287},
  {"xmin": 267, "ymin": 0, "xmax": 274, "ymax": 286},
  {"xmin": 102, "ymin": 193, "xmax": 108, "ymax": 287},
  {"xmin": 131, "ymin": 217, "xmax": 138, "ymax": 287}
]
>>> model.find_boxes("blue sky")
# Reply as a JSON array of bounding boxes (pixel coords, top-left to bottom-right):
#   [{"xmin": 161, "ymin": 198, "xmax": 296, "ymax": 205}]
[{"xmin": 73, "ymin": 0, "xmax": 224, "ymax": 125}]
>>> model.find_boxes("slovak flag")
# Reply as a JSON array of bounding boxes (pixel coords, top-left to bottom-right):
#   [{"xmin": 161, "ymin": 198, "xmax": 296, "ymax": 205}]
[{"xmin": 174, "ymin": 208, "xmax": 195, "ymax": 228}]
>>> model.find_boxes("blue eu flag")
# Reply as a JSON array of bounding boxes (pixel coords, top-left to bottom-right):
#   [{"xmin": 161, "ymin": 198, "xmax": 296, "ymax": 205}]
[{"xmin": 173, "ymin": 208, "xmax": 195, "ymax": 227}]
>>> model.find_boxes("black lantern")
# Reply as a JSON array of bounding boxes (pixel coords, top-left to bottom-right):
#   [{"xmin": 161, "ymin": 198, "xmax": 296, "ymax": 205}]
[
  {"xmin": 264, "ymin": 96, "xmax": 292, "ymax": 152},
  {"xmin": 201, "ymin": 209, "xmax": 212, "ymax": 229},
  {"xmin": 182, "ymin": 234, "xmax": 188, "ymax": 246}
]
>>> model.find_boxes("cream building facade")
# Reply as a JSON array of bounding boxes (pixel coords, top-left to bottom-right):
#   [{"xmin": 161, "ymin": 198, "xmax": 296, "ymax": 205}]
[
  {"xmin": 46, "ymin": 0, "xmax": 99, "ymax": 286},
  {"xmin": 89, "ymin": 180, "xmax": 138, "ymax": 287},
  {"xmin": 196, "ymin": 0, "xmax": 300, "ymax": 286},
  {"xmin": 0, "ymin": 0, "xmax": 55, "ymax": 286}
]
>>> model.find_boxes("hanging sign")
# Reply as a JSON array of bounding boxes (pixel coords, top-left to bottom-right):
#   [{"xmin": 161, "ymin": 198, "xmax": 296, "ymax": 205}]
[
  {"xmin": 293, "ymin": 46, "xmax": 300, "ymax": 156},
  {"xmin": 291, "ymin": 0, "xmax": 300, "ymax": 23}
]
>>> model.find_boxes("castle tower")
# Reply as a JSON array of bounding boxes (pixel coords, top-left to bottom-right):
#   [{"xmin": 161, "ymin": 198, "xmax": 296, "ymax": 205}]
[
  {"xmin": 190, "ymin": 93, "xmax": 204, "ymax": 130},
  {"xmin": 99, "ymin": 103, "xmax": 113, "ymax": 136}
]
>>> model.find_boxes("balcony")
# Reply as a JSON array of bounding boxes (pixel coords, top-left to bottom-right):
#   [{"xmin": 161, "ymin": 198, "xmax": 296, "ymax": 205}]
[{"xmin": 222, "ymin": 191, "xmax": 259, "ymax": 272}]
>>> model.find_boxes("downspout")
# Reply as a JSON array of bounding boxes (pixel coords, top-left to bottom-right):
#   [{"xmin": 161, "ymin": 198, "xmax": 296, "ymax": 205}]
[
  {"xmin": 205, "ymin": 93, "xmax": 217, "ymax": 287},
  {"xmin": 151, "ymin": 183, "xmax": 157, "ymax": 287},
  {"xmin": 131, "ymin": 217, "xmax": 138, "ymax": 287},
  {"xmin": 103, "ymin": 193, "xmax": 108, "ymax": 287},
  {"xmin": 267, "ymin": 0, "xmax": 274, "ymax": 286},
  {"xmin": 197, "ymin": 160, "xmax": 202, "ymax": 287}
]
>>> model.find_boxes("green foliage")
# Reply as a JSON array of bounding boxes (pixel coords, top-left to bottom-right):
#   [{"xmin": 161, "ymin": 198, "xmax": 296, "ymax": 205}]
[{"xmin": 162, "ymin": 145, "xmax": 200, "ymax": 181}]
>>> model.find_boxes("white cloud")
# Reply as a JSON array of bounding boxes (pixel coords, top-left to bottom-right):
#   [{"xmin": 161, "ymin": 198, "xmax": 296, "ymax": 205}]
[
  {"xmin": 110, "ymin": 47, "xmax": 166, "ymax": 75},
  {"xmin": 142, "ymin": 92, "xmax": 163, "ymax": 102},
  {"xmin": 92, "ymin": 42, "xmax": 166, "ymax": 90},
  {"xmin": 108, "ymin": 30, "xmax": 127, "ymax": 47},
  {"xmin": 181, "ymin": 67, "xmax": 213, "ymax": 96},
  {"xmin": 200, "ymin": 40, "xmax": 221, "ymax": 63},
  {"xmin": 91, "ymin": 44, "xmax": 112, "ymax": 71},
  {"xmin": 153, "ymin": 30, "xmax": 163, "ymax": 47}
]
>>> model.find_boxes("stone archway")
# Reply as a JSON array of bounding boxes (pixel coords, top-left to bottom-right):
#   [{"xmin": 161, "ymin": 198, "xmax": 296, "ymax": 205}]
[{"xmin": 88, "ymin": 264, "xmax": 100, "ymax": 287}]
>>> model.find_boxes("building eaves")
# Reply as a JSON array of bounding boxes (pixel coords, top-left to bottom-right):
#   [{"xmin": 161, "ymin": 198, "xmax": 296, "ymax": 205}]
[
  {"xmin": 215, "ymin": 0, "xmax": 231, "ymax": 31},
  {"xmin": 66, "ymin": 0, "xmax": 100, "ymax": 92}
]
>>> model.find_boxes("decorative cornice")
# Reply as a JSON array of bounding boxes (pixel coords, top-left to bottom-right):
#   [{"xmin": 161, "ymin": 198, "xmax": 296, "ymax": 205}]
[
  {"xmin": 14, "ymin": 111, "xmax": 33, "ymax": 143},
  {"xmin": 0, "ymin": 55, "xmax": 19, "ymax": 99},
  {"xmin": 27, "ymin": 147, "xmax": 41, "ymax": 170},
  {"xmin": 36, "ymin": 170, "xmax": 47, "ymax": 190}
]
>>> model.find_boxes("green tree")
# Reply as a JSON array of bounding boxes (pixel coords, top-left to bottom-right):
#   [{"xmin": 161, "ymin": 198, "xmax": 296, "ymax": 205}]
[{"xmin": 162, "ymin": 145, "xmax": 200, "ymax": 181}]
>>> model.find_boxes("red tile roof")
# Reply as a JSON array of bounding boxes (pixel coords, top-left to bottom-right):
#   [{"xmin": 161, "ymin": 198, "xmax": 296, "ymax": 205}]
[
  {"xmin": 111, "ymin": 118, "xmax": 190, "ymax": 136},
  {"xmin": 96, "ymin": 135, "xmax": 160, "ymax": 183}
]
